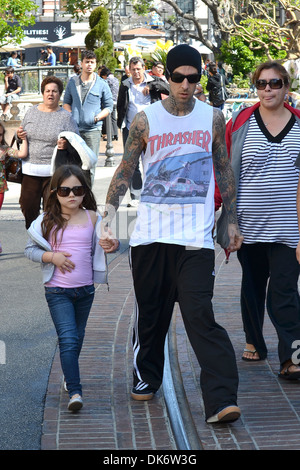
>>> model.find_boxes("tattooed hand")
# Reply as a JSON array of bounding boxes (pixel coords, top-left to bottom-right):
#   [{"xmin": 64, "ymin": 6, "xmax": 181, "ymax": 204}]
[
  {"xmin": 212, "ymin": 108, "xmax": 237, "ymax": 223},
  {"xmin": 103, "ymin": 111, "xmax": 148, "ymax": 225},
  {"xmin": 212, "ymin": 108, "xmax": 243, "ymax": 250}
]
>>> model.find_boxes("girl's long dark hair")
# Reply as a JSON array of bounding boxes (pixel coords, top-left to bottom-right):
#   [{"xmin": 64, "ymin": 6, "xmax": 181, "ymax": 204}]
[
  {"xmin": 0, "ymin": 122, "xmax": 8, "ymax": 146},
  {"xmin": 42, "ymin": 165, "xmax": 97, "ymax": 245}
]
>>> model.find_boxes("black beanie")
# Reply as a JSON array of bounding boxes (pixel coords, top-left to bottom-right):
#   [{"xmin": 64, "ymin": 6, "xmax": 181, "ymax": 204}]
[{"xmin": 166, "ymin": 44, "xmax": 202, "ymax": 79}]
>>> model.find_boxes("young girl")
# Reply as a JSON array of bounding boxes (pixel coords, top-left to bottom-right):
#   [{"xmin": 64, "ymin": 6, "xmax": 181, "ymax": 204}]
[
  {"xmin": 24, "ymin": 164, "xmax": 119, "ymax": 412},
  {"xmin": 0, "ymin": 122, "xmax": 28, "ymax": 253}
]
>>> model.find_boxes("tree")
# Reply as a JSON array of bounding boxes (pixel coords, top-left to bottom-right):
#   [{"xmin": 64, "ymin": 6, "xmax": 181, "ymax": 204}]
[
  {"xmin": 133, "ymin": 0, "xmax": 300, "ymax": 61},
  {"xmin": 85, "ymin": 6, "xmax": 117, "ymax": 70},
  {"xmin": 63, "ymin": 0, "xmax": 300, "ymax": 61},
  {"xmin": 1, "ymin": 0, "xmax": 37, "ymax": 46},
  {"xmin": 230, "ymin": 0, "xmax": 300, "ymax": 60},
  {"xmin": 133, "ymin": 0, "xmax": 241, "ymax": 53},
  {"xmin": 220, "ymin": 20, "xmax": 287, "ymax": 77}
]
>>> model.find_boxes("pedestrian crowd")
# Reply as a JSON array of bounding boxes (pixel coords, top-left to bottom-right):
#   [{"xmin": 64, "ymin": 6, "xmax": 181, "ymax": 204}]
[{"xmin": 1, "ymin": 44, "xmax": 300, "ymax": 426}]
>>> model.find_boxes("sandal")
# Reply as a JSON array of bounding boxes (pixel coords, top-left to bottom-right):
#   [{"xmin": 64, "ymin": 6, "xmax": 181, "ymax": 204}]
[
  {"xmin": 278, "ymin": 363, "xmax": 300, "ymax": 381},
  {"xmin": 242, "ymin": 348, "xmax": 261, "ymax": 362}
]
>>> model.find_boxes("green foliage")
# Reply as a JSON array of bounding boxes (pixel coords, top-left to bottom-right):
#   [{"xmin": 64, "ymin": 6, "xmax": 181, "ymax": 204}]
[
  {"xmin": 86, "ymin": 6, "xmax": 117, "ymax": 71},
  {"xmin": 64, "ymin": 0, "xmax": 95, "ymax": 22},
  {"xmin": 150, "ymin": 48, "xmax": 168, "ymax": 67},
  {"xmin": 219, "ymin": 22, "xmax": 287, "ymax": 79},
  {"xmin": 200, "ymin": 75, "xmax": 208, "ymax": 93},
  {"xmin": 219, "ymin": 37, "xmax": 258, "ymax": 77},
  {"xmin": 0, "ymin": 0, "xmax": 37, "ymax": 46},
  {"xmin": 232, "ymin": 73, "xmax": 251, "ymax": 88},
  {"xmin": 131, "ymin": 0, "xmax": 153, "ymax": 16}
]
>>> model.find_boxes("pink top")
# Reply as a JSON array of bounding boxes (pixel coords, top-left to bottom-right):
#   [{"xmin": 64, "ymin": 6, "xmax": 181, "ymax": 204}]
[{"xmin": 45, "ymin": 210, "xmax": 94, "ymax": 288}]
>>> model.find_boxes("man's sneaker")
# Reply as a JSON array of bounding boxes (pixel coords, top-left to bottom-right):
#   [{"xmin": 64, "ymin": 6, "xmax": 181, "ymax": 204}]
[
  {"xmin": 68, "ymin": 394, "xmax": 83, "ymax": 412},
  {"xmin": 131, "ymin": 382, "xmax": 155, "ymax": 401},
  {"xmin": 206, "ymin": 405, "xmax": 241, "ymax": 424}
]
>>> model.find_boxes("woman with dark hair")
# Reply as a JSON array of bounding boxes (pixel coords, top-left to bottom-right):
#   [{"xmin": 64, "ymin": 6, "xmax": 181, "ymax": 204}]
[
  {"xmin": 17, "ymin": 76, "xmax": 79, "ymax": 229},
  {"xmin": 24, "ymin": 164, "xmax": 119, "ymax": 411},
  {"xmin": 218, "ymin": 61, "xmax": 300, "ymax": 378}
]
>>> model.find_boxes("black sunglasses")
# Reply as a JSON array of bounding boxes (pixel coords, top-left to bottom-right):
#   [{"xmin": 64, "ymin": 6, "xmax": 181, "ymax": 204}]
[
  {"xmin": 169, "ymin": 71, "xmax": 201, "ymax": 84},
  {"xmin": 55, "ymin": 185, "xmax": 86, "ymax": 197},
  {"xmin": 255, "ymin": 78, "xmax": 284, "ymax": 90}
]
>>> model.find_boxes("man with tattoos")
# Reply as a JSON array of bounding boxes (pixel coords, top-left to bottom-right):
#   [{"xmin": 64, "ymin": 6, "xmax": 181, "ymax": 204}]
[
  {"xmin": 101, "ymin": 45, "xmax": 243, "ymax": 424},
  {"xmin": 117, "ymin": 56, "xmax": 169, "ymax": 206}
]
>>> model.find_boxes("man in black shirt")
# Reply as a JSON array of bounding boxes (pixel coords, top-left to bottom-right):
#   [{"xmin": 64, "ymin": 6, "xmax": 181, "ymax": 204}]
[{"xmin": 0, "ymin": 67, "xmax": 22, "ymax": 120}]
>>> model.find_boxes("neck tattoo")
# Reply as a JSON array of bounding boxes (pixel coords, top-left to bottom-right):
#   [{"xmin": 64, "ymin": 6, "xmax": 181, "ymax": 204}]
[{"xmin": 164, "ymin": 95, "xmax": 194, "ymax": 116}]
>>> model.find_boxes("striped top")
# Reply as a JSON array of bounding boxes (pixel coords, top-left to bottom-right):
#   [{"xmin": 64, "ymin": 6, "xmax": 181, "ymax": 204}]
[{"xmin": 237, "ymin": 108, "xmax": 300, "ymax": 248}]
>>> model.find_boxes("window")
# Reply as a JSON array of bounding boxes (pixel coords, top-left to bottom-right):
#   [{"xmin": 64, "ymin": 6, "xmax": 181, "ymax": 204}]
[{"xmin": 177, "ymin": 0, "xmax": 194, "ymax": 14}]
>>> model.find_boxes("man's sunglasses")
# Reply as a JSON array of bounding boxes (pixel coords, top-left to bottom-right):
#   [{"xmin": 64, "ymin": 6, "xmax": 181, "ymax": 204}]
[
  {"xmin": 169, "ymin": 71, "xmax": 201, "ymax": 84},
  {"xmin": 54, "ymin": 185, "xmax": 86, "ymax": 197},
  {"xmin": 255, "ymin": 78, "xmax": 284, "ymax": 90}
]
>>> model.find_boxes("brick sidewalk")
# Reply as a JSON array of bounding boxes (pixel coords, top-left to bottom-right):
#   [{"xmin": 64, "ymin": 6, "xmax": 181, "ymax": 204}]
[
  {"xmin": 41, "ymin": 250, "xmax": 176, "ymax": 451},
  {"xmin": 40, "ymin": 133, "xmax": 300, "ymax": 452},
  {"xmin": 41, "ymin": 244, "xmax": 300, "ymax": 451},
  {"xmin": 175, "ymin": 247, "xmax": 300, "ymax": 450}
]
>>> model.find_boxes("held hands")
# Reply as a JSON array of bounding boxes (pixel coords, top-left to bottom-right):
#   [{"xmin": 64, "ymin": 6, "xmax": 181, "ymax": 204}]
[
  {"xmin": 52, "ymin": 252, "xmax": 75, "ymax": 274},
  {"xmin": 99, "ymin": 225, "xmax": 119, "ymax": 253},
  {"xmin": 227, "ymin": 223, "xmax": 244, "ymax": 253}
]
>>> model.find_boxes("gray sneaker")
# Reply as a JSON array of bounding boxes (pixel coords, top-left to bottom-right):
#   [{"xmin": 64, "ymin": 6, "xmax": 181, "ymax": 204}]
[{"xmin": 68, "ymin": 395, "xmax": 83, "ymax": 412}]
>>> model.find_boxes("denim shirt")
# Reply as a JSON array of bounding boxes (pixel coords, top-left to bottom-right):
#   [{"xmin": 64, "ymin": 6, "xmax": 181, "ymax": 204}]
[{"xmin": 63, "ymin": 73, "xmax": 113, "ymax": 132}]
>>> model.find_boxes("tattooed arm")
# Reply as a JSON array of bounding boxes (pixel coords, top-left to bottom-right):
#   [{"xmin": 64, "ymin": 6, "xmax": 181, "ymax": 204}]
[
  {"xmin": 296, "ymin": 177, "xmax": 300, "ymax": 264},
  {"xmin": 212, "ymin": 108, "xmax": 243, "ymax": 252},
  {"xmin": 102, "ymin": 111, "xmax": 148, "ymax": 225}
]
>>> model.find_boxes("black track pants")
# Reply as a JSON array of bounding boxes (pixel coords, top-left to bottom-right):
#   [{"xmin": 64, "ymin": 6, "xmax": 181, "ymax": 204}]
[{"xmin": 130, "ymin": 243, "xmax": 239, "ymax": 418}]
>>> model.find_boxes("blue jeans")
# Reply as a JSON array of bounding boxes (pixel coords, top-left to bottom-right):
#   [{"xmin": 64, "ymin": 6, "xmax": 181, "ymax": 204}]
[
  {"xmin": 45, "ymin": 285, "xmax": 95, "ymax": 397},
  {"xmin": 79, "ymin": 128, "xmax": 102, "ymax": 186}
]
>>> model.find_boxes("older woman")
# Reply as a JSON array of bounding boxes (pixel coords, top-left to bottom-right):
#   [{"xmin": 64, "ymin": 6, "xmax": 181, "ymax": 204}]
[
  {"xmin": 218, "ymin": 61, "xmax": 300, "ymax": 379},
  {"xmin": 17, "ymin": 76, "xmax": 78, "ymax": 229}
]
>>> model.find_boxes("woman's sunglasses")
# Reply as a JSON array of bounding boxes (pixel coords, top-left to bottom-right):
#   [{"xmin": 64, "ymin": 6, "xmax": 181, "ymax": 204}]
[
  {"xmin": 54, "ymin": 185, "xmax": 86, "ymax": 197},
  {"xmin": 169, "ymin": 71, "xmax": 201, "ymax": 84},
  {"xmin": 255, "ymin": 78, "xmax": 284, "ymax": 90}
]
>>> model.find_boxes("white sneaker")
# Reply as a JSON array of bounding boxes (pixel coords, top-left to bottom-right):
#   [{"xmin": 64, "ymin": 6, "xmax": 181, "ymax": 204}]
[
  {"xmin": 206, "ymin": 405, "xmax": 241, "ymax": 424},
  {"xmin": 68, "ymin": 394, "xmax": 83, "ymax": 412}
]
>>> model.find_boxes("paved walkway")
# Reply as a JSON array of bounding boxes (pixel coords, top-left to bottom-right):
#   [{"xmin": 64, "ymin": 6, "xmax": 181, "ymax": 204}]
[
  {"xmin": 41, "ymin": 239, "xmax": 300, "ymax": 451},
  {"xmin": 174, "ymin": 247, "xmax": 300, "ymax": 450},
  {"xmin": 7, "ymin": 132, "xmax": 300, "ymax": 451},
  {"xmin": 40, "ymin": 136, "xmax": 176, "ymax": 451},
  {"xmin": 41, "ymin": 249, "xmax": 176, "ymax": 451}
]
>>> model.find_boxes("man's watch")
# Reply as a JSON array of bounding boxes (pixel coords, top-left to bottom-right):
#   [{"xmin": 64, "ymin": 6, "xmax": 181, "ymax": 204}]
[{"xmin": 95, "ymin": 116, "xmax": 100, "ymax": 123}]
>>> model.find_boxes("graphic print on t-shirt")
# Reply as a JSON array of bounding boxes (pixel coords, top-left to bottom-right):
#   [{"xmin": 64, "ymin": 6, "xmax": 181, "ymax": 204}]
[{"xmin": 141, "ymin": 151, "xmax": 212, "ymax": 205}]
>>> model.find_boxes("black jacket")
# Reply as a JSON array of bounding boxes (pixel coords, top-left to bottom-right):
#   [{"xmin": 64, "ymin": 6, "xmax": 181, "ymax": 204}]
[
  {"xmin": 207, "ymin": 73, "xmax": 229, "ymax": 106},
  {"xmin": 117, "ymin": 75, "xmax": 169, "ymax": 129}
]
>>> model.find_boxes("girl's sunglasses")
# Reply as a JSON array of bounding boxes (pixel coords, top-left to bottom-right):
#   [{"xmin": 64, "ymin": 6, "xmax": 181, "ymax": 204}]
[
  {"xmin": 255, "ymin": 78, "xmax": 284, "ymax": 90},
  {"xmin": 169, "ymin": 71, "xmax": 201, "ymax": 83},
  {"xmin": 54, "ymin": 185, "xmax": 85, "ymax": 197}
]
